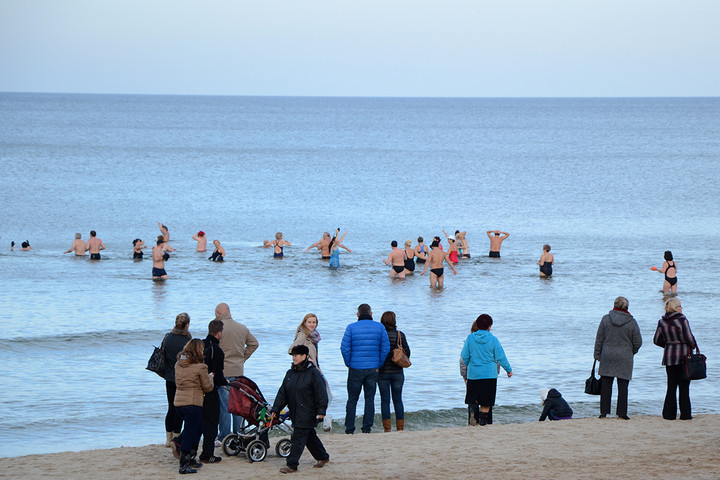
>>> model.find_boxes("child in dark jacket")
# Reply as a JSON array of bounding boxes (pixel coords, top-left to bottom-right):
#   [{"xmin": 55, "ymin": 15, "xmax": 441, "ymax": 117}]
[{"xmin": 539, "ymin": 388, "xmax": 573, "ymax": 421}]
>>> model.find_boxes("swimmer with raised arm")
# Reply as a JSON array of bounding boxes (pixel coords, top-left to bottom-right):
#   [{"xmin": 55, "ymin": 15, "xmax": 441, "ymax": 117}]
[
  {"xmin": 21, "ymin": 240, "xmax": 32, "ymax": 251},
  {"xmin": 421, "ymin": 240, "xmax": 457, "ymax": 288},
  {"xmin": 383, "ymin": 241, "xmax": 406, "ymax": 279},
  {"xmin": 486, "ymin": 230, "xmax": 509, "ymax": 258},
  {"xmin": 158, "ymin": 222, "xmax": 175, "ymax": 252},
  {"xmin": 86, "ymin": 231, "xmax": 105, "ymax": 260},
  {"xmin": 306, "ymin": 231, "xmax": 351, "ymax": 259},
  {"xmin": 442, "ymin": 229, "xmax": 460, "ymax": 264},
  {"xmin": 328, "ymin": 229, "xmax": 348, "ymax": 267},
  {"xmin": 192, "ymin": 231, "xmax": 207, "ymax": 252},
  {"xmin": 63, "ymin": 233, "xmax": 86, "ymax": 256},
  {"xmin": 270, "ymin": 232, "xmax": 291, "ymax": 259},
  {"xmin": 132, "ymin": 238, "xmax": 146, "ymax": 259}
]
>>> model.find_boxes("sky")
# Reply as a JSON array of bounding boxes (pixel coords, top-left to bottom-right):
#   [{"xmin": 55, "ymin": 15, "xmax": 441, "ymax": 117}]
[{"xmin": 1, "ymin": 0, "xmax": 718, "ymax": 97}]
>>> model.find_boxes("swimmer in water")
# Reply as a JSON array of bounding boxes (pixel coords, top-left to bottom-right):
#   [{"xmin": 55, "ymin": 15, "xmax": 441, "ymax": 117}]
[
  {"xmin": 21, "ymin": 240, "xmax": 32, "ymax": 251},
  {"xmin": 192, "ymin": 231, "xmax": 207, "ymax": 252},
  {"xmin": 383, "ymin": 241, "xmax": 406, "ymax": 279},
  {"xmin": 403, "ymin": 240, "xmax": 416, "ymax": 274},
  {"xmin": 442, "ymin": 229, "xmax": 460, "ymax": 264},
  {"xmin": 86, "ymin": 231, "xmax": 105, "ymax": 260},
  {"xmin": 486, "ymin": 230, "xmax": 509, "ymax": 258},
  {"xmin": 306, "ymin": 231, "xmax": 351, "ymax": 259},
  {"xmin": 328, "ymin": 228, "xmax": 348, "ymax": 268},
  {"xmin": 269, "ymin": 232, "xmax": 291, "ymax": 259},
  {"xmin": 415, "ymin": 237, "xmax": 429, "ymax": 263},
  {"xmin": 456, "ymin": 231, "xmax": 470, "ymax": 259},
  {"xmin": 158, "ymin": 222, "xmax": 175, "ymax": 251},
  {"xmin": 537, "ymin": 244, "xmax": 554, "ymax": 277},
  {"xmin": 654, "ymin": 250, "xmax": 677, "ymax": 294},
  {"xmin": 421, "ymin": 240, "xmax": 457, "ymax": 288},
  {"xmin": 152, "ymin": 238, "xmax": 169, "ymax": 280},
  {"xmin": 64, "ymin": 233, "xmax": 86, "ymax": 256},
  {"xmin": 132, "ymin": 238, "xmax": 146, "ymax": 259},
  {"xmin": 209, "ymin": 240, "xmax": 226, "ymax": 262}
]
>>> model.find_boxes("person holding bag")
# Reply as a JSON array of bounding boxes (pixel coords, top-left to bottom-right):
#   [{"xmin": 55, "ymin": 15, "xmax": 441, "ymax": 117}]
[
  {"xmin": 378, "ymin": 311, "xmax": 410, "ymax": 432},
  {"xmin": 653, "ymin": 297, "xmax": 698, "ymax": 420}
]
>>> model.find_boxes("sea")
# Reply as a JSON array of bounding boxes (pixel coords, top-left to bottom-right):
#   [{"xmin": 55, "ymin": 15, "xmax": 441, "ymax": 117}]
[{"xmin": 1, "ymin": 93, "xmax": 719, "ymax": 458}]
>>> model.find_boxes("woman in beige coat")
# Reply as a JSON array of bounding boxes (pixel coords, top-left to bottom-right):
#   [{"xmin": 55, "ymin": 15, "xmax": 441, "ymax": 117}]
[{"xmin": 174, "ymin": 339, "xmax": 214, "ymax": 474}]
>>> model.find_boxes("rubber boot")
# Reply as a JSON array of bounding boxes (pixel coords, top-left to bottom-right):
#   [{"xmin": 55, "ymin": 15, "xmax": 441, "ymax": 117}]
[
  {"xmin": 382, "ymin": 419, "xmax": 392, "ymax": 432},
  {"xmin": 478, "ymin": 411, "xmax": 488, "ymax": 426},
  {"xmin": 179, "ymin": 453, "xmax": 198, "ymax": 475},
  {"xmin": 468, "ymin": 404, "xmax": 478, "ymax": 426},
  {"xmin": 396, "ymin": 419, "xmax": 404, "ymax": 431},
  {"xmin": 165, "ymin": 432, "xmax": 174, "ymax": 447}
]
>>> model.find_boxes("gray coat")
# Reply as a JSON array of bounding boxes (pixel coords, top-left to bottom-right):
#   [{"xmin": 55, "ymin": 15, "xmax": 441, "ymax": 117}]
[{"xmin": 594, "ymin": 309, "xmax": 642, "ymax": 380}]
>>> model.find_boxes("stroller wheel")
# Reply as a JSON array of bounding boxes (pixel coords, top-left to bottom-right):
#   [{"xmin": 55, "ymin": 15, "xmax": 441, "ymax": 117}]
[
  {"xmin": 245, "ymin": 439, "xmax": 267, "ymax": 462},
  {"xmin": 275, "ymin": 438, "xmax": 292, "ymax": 458},
  {"xmin": 222, "ymin": 434, "xmax": 241, "ymax": 456}
]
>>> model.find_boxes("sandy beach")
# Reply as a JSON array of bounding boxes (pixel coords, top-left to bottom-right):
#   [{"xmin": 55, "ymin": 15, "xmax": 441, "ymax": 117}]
[{"xmin": 3, "ymin": 415, "xmax": 718, "ymax": 480}]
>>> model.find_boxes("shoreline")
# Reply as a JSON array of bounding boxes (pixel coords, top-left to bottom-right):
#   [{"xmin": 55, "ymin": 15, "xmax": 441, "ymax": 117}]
[{"xmin": 3, "ymin": 415, "xmax": 719, "ymax": 479}]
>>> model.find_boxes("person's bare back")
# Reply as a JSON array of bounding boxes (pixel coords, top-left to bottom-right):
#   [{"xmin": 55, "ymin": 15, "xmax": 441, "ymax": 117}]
[{"xmin": 64, "ymin": 234, "xmax": 86, "ymax": 256}]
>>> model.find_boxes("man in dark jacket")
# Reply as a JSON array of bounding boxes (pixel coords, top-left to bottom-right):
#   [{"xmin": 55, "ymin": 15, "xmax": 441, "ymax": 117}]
[
  {"xmin": 271, "ymin": 345, "xmax": 330, "ymax": 474},
  {"xmin": 199, "ymin": 319, "xmax": 228, "ymax": 463}
]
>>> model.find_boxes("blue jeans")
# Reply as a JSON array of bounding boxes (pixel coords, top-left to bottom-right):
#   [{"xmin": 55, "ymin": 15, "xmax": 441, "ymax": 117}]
[
  {"xmin": 176, "ymin": 405, "xmax": 203, "ymax": 454},
  {"xmin": 217, "ymin": 376, "xmax": 245, "ymax": 440},
  {"xmin": 345, "ymin": 368, "xmax": 378, "ymax": 434},
  {"xmin": 377, "ymin": 372, "xmax": 404, "ymax": 420}
]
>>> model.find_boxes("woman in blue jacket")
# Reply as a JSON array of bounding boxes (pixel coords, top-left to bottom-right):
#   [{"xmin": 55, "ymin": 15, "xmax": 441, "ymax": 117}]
[{"xmin": 460, "ymin": 314, "xmax": 512, "ymax": 426}]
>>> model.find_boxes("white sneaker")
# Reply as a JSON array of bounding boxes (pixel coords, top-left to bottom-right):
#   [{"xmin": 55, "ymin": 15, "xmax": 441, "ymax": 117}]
[
  {"xmin": 322, "ymin": 415, "xmax": 333, "ymax": 432},
  {"xmin": 214, "ymin": 440, "xmax": 222, "ymax": 447}
]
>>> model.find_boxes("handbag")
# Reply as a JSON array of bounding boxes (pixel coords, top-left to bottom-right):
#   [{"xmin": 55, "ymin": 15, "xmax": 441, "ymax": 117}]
[
  {"xmin": 391, "ymin": 331, "xmax": 411, "ymax": 368},
  {"xmin": 683, "ymin": 349, "xmax": 707, "ymax": 381},
  {"xmin": 584, "ymin": 360, "xmax": 601, "ymax": 395},
  {"xmin": 146, "ymin": 334, "xmax": 169, "ymax": 378}
]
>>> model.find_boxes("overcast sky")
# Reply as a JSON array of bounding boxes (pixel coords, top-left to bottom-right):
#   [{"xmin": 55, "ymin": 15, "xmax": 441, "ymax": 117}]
[{"xmin": 1, "ymin": 0, "xmax": 718, "ymax": 97}]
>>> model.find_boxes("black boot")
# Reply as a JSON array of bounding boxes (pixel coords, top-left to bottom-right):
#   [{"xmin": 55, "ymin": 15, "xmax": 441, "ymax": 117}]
[
  {"xmin": 478, "ymin": 411, "xmax": 488, "ymax": 426},
  {"xmin": 179, "ymin": 453, "xmax": 198, "ymax": 475},
  {"xmin": 468, "ymin": 403, "xmax": 479, "ymax": 425},
  {"xmin": 188, "ymin": 451, "xmax": 203, "ymax": 469}
]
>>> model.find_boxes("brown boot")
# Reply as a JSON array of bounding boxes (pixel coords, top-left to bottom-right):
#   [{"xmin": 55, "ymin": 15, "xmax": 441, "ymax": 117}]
[
  {"xmin": 396, "ymin": 419, "xmax": 404, "ymax": 431},
  {"xmin": 382, "ymin": 419, "xmax": 392, "ymax": 432}
]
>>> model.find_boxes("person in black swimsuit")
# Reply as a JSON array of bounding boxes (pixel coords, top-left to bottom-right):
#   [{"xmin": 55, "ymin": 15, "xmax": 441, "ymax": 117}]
[
  {"xmin": 209, "ymin": 240, "xmax": 225, "ymax": 262},
  {"xmin": 420, "ymin": 240, "xmax": 457, "ymax": 288},
  {"xmin": 415, "ymin": 237, "xmax": 428, "ymax": 263},
  {"xmin": 537, "ymin": 244, "xmax": 554, "ymax": 277},
  {"xmin": 655, "ymin": 250, "xmax": 677, "ymax": 293},
  {"xmin": 271, "ymin": 232, "xmax": 291, "ymax": 259},
  {"xmin": 133, "ymin": 238, "xmax": 145, "ymax": 259},
  {"xmin": 403, "ymin": 240, "xmax": 415, "ymax": 273},
  {"xmin": 383, "ymin": 241, "xmax": 406, "ymax": 279}
]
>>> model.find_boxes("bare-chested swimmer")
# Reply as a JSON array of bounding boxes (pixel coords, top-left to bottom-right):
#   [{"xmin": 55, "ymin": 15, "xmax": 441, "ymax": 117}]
[
  {"xmin": 486, "ymin": 230, "xmax": 509, "ymax": 258},
  {"xmin": 192, "ymin": 231, "xmax": 207, "ymax": 252},
  {"xmin": 63, "ymin": 233, "xmax": 86, "ymax": 256},
  {"xmin": 306, "ymin": 231, "xmax": 351, "ymax": 259},
  {"xmin": 455, "ymin": 231, "xmax": 470, "ymax": 259},
  {"xmin": 158, "ymin": 222, "xmax": 175, "ymax": 252},
  {"xmin": 152, "ymin": 238, "xmax": 169, "ymax": 280},
  {"xmin": 86, "ymin": 230, "xmax": 105, "ymax": 260},
  {"xmin": 267, "ymin": 232, "xmax": 291, "ymax": 259},
  {"xmin": 383, "ymin": 241, "xmax": 406, "ymax": 279},
  {"xmin": 421, "ymin": 240, "xmax": 457, "ymax": 288}
]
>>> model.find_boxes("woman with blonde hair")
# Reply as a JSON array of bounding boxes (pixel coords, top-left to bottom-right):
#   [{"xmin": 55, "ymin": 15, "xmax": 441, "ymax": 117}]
[
  {"xmin": 403, "ymin": 240, "xmax": 416, "ymax": 274},
  {"xmin": 653, "ymin": 298, "xmax": 698, "ymax": 420},
  {"xmin": 174, "ymin": 338, "xmax": 214, "ymax": 474},
  {"xmin": 289, "ymin": 313, "xmax": 321, "ymax": 367}
]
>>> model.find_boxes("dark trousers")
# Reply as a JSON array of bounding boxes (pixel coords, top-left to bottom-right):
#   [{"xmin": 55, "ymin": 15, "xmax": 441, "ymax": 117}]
[
  {"xmin": 165, "ymin": 381, "xmax": 183, "ymax": 433},
  {"xmin": 200, "ymin": 389, "xmax": 219, "ymax": 458},
  {"xmin": 345, "ymin": 368, "xmax": 378, "ymax": 433},
  {"xmin": 286, "ymin": 426, "xmax": 329, "ymax": 470},
  {"xmin": 664, "ymin": 365, "xmax": 692, "ymax": 420},
  {"xmin": 600, "ymin": 376, "xmax": 629, "ymax": 417},
  {"xmin": 378, "ymin": 372, "xmax": 405, "ymax": 420},
  {"xmin": 176, "ymin": 405, "xmax": 203, "ymax": 454}
]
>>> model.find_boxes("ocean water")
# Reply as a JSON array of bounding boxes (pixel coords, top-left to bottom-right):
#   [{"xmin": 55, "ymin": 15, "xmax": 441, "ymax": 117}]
[{"xmin": 1, "ymin": 93, "xmax": 719, "ymax": 457}]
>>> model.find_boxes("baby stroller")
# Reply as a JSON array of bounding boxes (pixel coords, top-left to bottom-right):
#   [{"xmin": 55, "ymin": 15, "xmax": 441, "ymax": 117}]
[{"xmin": 221, "ymin": 376, "xmax": 293, "ymax": 462}]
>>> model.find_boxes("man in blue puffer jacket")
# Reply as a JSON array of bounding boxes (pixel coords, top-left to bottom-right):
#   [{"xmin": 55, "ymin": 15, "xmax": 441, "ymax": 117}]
[{"xmin": 340, "ymin": 304, "xmax": 391, "ymax": 434}]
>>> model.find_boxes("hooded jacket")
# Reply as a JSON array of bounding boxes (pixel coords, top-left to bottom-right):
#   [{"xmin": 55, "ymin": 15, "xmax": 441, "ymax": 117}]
[
  {"xmin": 539, "ymin": 388, "xmax": 573, "ymax": 421},
  {"xmin": 460, "ymin": 330, "xmax": 512, "ymax": 380},
  {"xmin": 594, "ymin": 309, "xmax": 642, "ymax": 380},
  {"xmin": 271, "ymin": 360, "xmax": 328, "ymax": 429}
]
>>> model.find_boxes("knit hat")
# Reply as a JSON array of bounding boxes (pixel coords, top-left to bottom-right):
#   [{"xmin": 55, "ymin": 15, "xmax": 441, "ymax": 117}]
[{"xmin": 290, "ymin": 345, "xmax": 309, "ymax": 356}]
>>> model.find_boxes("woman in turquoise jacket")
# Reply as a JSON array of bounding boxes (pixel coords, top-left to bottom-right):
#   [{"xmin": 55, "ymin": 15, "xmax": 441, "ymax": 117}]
[{"xmin": 460, "ymin": 314, "xmax": 512, "ymax": 426}]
